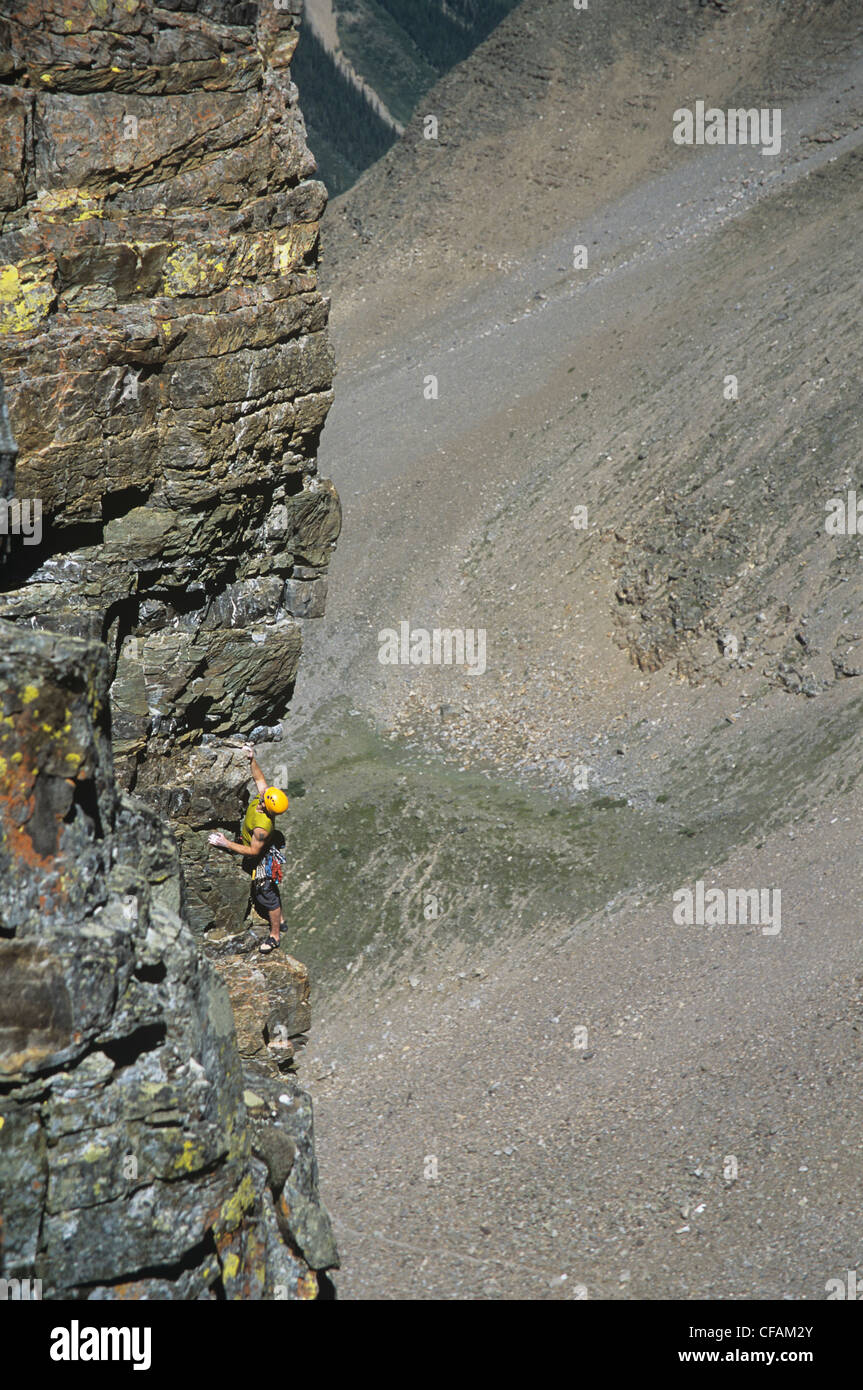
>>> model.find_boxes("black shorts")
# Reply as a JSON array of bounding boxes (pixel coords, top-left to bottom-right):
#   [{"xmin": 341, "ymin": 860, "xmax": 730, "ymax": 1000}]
[{"xmin": 252, "ymin": 875, "xmax": 281, "ymax": 914}]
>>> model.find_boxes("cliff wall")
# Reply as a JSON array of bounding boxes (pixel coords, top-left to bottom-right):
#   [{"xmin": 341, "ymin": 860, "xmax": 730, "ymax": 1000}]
[
  {"xmin": 0, "ymin": 0, "xmax": 341, "ymax": 1299},
  {"xmin": 0, "ymin": 0, "xmax": 341, "ymax": 931},
  {"xmin": 0, "ymin": 620, "xmax": 338, "ymax": 1298}
]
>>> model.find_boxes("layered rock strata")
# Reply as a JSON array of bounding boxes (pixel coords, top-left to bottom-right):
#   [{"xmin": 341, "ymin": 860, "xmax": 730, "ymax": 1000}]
[
  {"xmin": 0, "ymin": 621, "xmax": 337, "ymax": 1298},
  {"xmin": 0, "ymin": 0, "xmax": 341, "ymax": 929},
  {"xmin": 0, "ymin": 0, "xmax": 341, "ymax": 1299}
]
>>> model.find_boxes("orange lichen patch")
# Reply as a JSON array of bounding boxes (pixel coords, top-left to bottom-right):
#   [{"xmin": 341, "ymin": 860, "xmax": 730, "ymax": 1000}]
[
  {"xmin": 0, "ymin": 743, "xmax": 53, "ymax": 873},
  {"xmin": 0, "ymin": 693, "xmax": 89, "ymax": 884},
  {"xmin": 297, "ymin": 1271, "xmax": 318, "ymax": 1300},
  {"xmin": 214, "ymin": 1227, "xmax": 237, "ymax": 1258},
  {"xmin": 243, "ymin": 1226, "xmax": 267, "ymax": 1297},
  {"xmin": 2, "ymin": 692, "xmax": 89, "ymax": 762},
  {"xmin": 215, "ymin": 1224, "xmax": 249, "ymax": 1296}
]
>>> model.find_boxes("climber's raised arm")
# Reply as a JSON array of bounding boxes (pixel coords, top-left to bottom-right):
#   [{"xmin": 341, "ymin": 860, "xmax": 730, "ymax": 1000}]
[{"xmin": 244, "ymin": 743, "xmax": 268, "ymax": 794}]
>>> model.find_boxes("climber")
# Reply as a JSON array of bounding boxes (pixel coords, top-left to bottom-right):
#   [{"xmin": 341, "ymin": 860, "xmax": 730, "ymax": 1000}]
[{"xmin": 208, "ymin": 744, "xmax": 289, "ymax": 954}]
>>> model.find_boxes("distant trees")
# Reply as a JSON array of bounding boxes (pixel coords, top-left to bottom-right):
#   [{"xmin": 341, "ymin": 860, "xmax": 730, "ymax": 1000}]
[
  {"xmin": 291, "ymin": 24, "xmax": 396, "ymax": 195},
  {"xmin": 293, "ymin": 1, "xmax": 520, "ymax": 195},
  {"xmin": 374, "ymin": 0, "xmax": 516, "ymax": 73}
]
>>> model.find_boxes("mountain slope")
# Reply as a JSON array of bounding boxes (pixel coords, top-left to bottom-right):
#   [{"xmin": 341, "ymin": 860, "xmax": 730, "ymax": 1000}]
[
  {"xmin": 321, "ymin": 0, "xmax": 861, "ymax": 356},
  {"xmin": 286, "ymin": 0, "xmax": 863, "ymax": 1299}
]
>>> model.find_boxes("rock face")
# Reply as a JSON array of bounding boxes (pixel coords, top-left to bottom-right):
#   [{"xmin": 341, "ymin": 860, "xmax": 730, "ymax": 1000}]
[
  {"xmin": 0, "ymin": 0, "xmax": 341, "ymax": 930},
  {"xmin": 0, "ymin": 621, "xmax": 337, "ymax": 1298},
  {"xmin": 0, "ymin": 372, "xmax": 18, "ymax": 564},
  {"xmin": 0, "ymin": 372, "xmax": 15, "ymax": 496},
  {"xmin": 0, "ymin": 1, "xmax": 340, "ymax": 1299}
]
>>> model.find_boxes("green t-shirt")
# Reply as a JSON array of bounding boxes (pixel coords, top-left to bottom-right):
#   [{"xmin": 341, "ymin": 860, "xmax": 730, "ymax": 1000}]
[{"xmin": 241, "ymin": 796, "xmax": 273, "ymax": 847}]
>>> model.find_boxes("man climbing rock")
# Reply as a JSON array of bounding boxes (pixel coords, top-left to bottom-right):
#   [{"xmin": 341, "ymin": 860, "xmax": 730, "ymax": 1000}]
[{"xmin": 208, "ymin": 745, "xmax": 289, "ymax": 954}]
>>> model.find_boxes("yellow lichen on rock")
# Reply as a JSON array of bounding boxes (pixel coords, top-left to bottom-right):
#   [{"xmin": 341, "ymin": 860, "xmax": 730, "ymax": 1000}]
[
  {"xmin": 36, "ymin": 188, "xmax": 103, "ymax": 224},
  {"xmin": 173, "ymin": 1138, "xmax": 206, "ymax": 1173},
  {"xmin": 217, "ymin": 1173, "xmax": 256, "ymax": 1232},
  {"xmin": 82, "ymin": 1142, "xmax": 110, "ymax": 1163},
  {"xmin": 272, "ymin": 223, "xmax": 319, "ymax": 275},
  {"xmin": 0, "ymin": 259, "xmax": 56, "ymax": 335},
  {"xmin": 161, "ymin": 224, "xmax": 319, "ymax": 297}
]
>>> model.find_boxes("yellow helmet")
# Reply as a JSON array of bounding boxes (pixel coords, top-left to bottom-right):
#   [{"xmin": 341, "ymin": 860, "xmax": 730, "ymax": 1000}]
[{"xmin": 264, "ymin": 787, "xmax": 289, "ymax": 815}]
